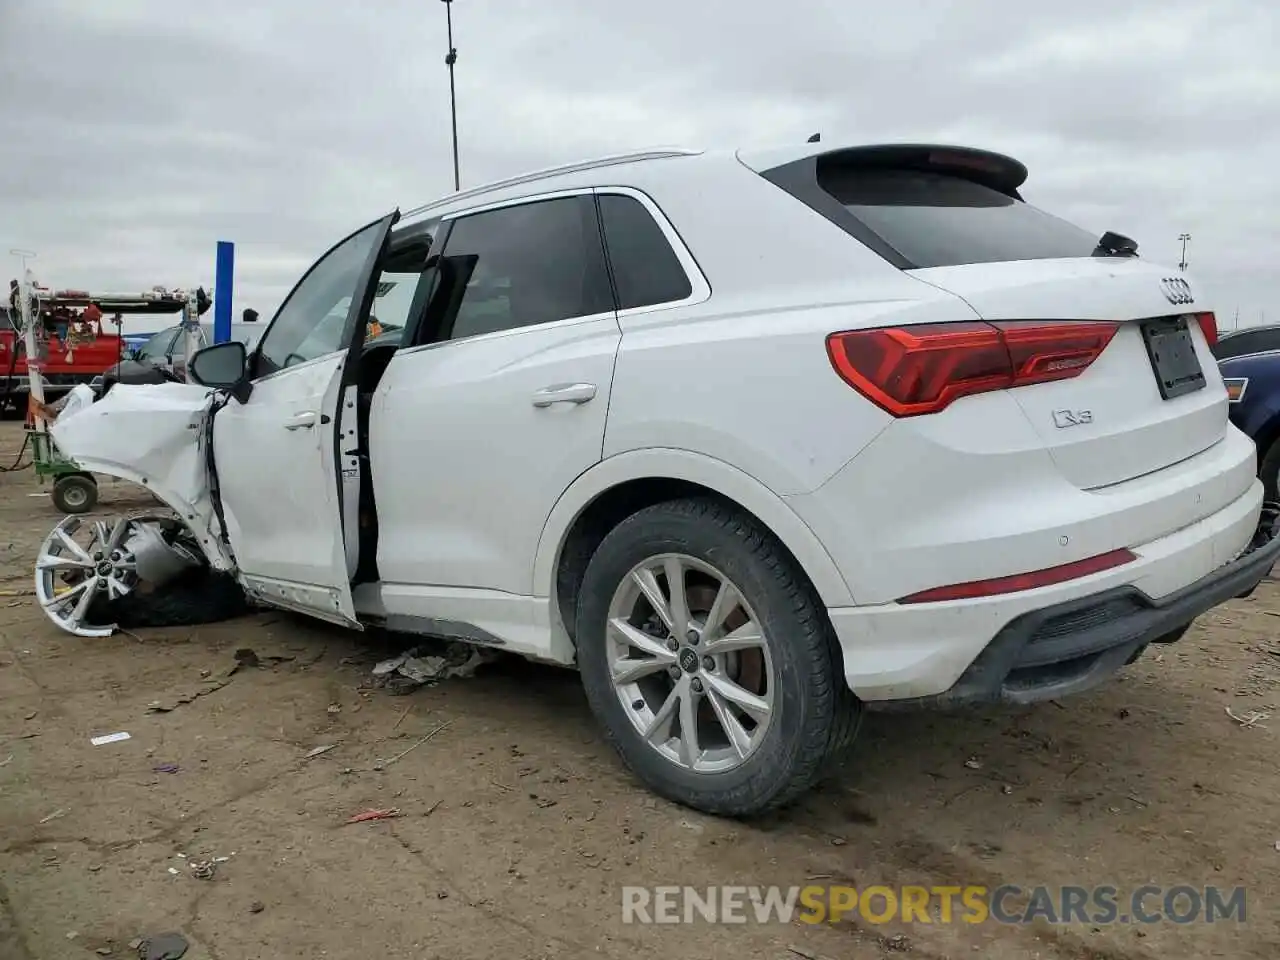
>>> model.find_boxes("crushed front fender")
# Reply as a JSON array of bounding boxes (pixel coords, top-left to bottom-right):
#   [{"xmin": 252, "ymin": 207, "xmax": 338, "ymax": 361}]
[{"xmin": 48, "ymin": 383, "xmax": 234, "ymax": 570}]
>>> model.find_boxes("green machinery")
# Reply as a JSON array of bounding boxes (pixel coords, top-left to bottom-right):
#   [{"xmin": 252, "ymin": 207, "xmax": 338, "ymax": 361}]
[{"xmin": 28, "ymin": 427, "xmax": 98, "ymax": 513}]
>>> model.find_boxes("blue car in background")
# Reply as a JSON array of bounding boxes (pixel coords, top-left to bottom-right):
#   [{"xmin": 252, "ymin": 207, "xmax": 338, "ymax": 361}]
[{"xmin": 1215, "ymin": 325, "xmax": 1280, "ymax": 500}]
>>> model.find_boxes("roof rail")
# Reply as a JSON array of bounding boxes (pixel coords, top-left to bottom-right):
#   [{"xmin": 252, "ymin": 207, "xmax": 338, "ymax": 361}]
[{"xmin": 402, "ymin": 147, "xmax": 702, "ymax": 219}]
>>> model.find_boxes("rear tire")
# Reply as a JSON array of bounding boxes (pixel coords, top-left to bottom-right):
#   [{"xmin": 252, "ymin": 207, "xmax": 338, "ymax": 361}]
[
  {"xmin": 52, "ymin": 474, "xmax": 98, "ymax": 514},
  {"xmin": 575, "ymin": 497, "xmax": 861, "ymax": 817}
]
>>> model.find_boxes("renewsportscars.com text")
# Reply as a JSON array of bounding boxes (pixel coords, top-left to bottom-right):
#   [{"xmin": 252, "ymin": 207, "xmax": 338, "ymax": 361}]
[{"xmin": 621, "ymin": 884, "xmax": 1247, "ymax": 926}]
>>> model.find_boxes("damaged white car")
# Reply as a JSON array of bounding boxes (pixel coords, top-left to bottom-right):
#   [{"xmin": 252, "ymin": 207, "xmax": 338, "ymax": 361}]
[{"xmin": 35, "ymin": 142, "xmax": 1280, "ymax": 817}]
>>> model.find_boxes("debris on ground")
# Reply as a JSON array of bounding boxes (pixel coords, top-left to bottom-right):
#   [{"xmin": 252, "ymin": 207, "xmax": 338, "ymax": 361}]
[
  {"xmin": 137, "ymin": 932, "xmax": 189, "ymax": 959},
  {"xmin": 152, "ymin": 763, "xmax": 179, "ymax": 774},
  {"xmin": 228, "ymin": 647, "xmax": 295, "ymax": 676},
  {"xmin": 146, "ymin": 679, "xmax": 230, "ymax": 714},
  {"xmin": 1225, "ymin": 706, "xmax": 1270, "ymax": 728},
  {"xmin": 249, "ymin": 900, "xmax": 265, "ymax": 914},
  {"xmin": 90, "ymin": 732, "xmax": 131, "ymax": 746},
  {"xmin": 372, "ymin": 640, "xmax": 499, "ymax": 694},
  {"xmin": 303, "ymin": 743, "xmax": 339, "ymax": 760},
  {"xmin": 345, "ymin": 807, "xmax": 401, "ymax": 824},
  {"xmin": 372, "ymin": 718, "xmax": 456, "ymax": 770},
  {"xmin": 148, "ymin": 648, "xmax": 299, "ymax": 712},
  {"xmin": 38, "ymin": 808, "xmax": 66, "ymax": 824},
  {"xmin": 964, "ymin": 757, "xmax": 982, "ymax": 769},
  {"xmin": 188, "ymin": 858, "xmax": 215, "ymax": 879}
]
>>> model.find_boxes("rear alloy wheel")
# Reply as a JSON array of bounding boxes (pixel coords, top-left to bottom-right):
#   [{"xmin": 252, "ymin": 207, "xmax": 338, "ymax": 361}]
[{"xmin": 576, "ymin": 498, "xmax": 861, "ymax": 817}]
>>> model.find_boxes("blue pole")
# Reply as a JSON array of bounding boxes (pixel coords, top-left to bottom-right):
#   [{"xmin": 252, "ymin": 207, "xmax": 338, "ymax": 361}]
[{"xmin": 213, "ymin": 241, "xmax": 234, "ymax": 343}]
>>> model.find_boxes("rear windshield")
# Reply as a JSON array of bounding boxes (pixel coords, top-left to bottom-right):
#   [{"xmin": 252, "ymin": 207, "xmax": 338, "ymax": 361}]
[
  {"xmin": 815, "ymin": 167, "xmax": 1098, "ymax": 269},
  {"xmin": 1210, "ymin": 325, "xmax": 1280, "ymax": 361}
]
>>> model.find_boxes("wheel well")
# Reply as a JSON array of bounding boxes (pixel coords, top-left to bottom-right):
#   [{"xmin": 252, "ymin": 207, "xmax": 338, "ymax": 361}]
[{"xmin": 554, "ymin": 477, "xmax": 811, "ymax": 646}]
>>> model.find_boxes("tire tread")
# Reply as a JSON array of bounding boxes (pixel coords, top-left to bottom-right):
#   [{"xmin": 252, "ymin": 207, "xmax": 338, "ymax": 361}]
[{"xmin": 577, "ymin": 496, "xmax": 861, "ymax": 816}]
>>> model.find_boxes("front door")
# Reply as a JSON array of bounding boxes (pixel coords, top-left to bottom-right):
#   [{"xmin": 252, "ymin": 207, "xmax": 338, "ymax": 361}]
[{"xmin": 212, "ymin": 212, "xmax": 397, "ymax": 625}]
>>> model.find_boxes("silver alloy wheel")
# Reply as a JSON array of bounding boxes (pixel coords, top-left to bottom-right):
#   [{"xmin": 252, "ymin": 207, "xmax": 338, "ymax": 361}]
[
  {"xmin": 606, "ymin": 553, "xmax": 775, "ymax": 774},
  {"xmin": 34, "ymin": 516, "xmax": 144, "ymax": 638}
]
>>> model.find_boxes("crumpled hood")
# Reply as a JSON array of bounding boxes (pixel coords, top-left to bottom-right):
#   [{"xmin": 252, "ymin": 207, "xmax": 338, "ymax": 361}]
[{"xmin": 49, "ymin": 382, "xmax": 233, "ymax": 569}]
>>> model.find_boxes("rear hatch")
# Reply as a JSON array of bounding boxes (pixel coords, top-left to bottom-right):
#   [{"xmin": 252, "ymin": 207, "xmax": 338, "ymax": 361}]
[
  {"xmin": 751, "ymin": 143, "xmax": 1227, "ymax": 490},
  {"xmin": 909, "ymin": 258, "xmax": 1225, "ymax": 489}
]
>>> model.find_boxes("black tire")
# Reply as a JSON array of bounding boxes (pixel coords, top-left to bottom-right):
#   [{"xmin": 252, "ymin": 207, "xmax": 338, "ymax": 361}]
[
  {"xmin": 90, "ymin": 569, "xmax": 251, "ymax": 630},
  {"xmin": 52, "ymin": 473, "xmax": 98, "ymax": 514},
  {"xmin": 575, "ymin": 497, "xmax": 861, "ymax": 817},
  {"xmin": 1260, "ymin": 440, "xmax": 1280, "ymax": 503}
]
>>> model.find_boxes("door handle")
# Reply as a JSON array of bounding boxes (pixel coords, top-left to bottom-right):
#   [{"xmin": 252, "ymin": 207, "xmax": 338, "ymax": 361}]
[
  {"xmin": 531, "ymin": 383, "xmax": 597, "ymax": 408},
  {"xmin": 284, "ymin": 411, "xmax": 317, "ymax": 430}
]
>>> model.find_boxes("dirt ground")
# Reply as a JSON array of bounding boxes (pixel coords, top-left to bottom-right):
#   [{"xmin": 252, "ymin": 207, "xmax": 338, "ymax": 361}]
[{"xmin": 1, "ymin": 420, "xmax": 1278, "ymax": 960}]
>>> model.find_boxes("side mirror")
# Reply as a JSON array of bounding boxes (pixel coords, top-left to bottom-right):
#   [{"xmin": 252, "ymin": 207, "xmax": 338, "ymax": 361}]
[{"xmin": 189, "ymin": 341, "xmax": 248, "ymax": 393}]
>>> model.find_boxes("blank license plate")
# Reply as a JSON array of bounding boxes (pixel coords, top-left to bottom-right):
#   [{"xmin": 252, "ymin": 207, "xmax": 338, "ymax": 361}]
[{"xmin": 1141, "ymin": 316, "xmax": 1205, "ymax": 401}]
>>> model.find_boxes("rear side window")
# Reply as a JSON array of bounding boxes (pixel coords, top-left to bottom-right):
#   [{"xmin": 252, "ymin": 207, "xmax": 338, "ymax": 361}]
[
  {"xmin": 597, "ymin": 194, "xmax": 692, "ymax": 309},
  {"xmin": 439, "ymin": 195, "xmax": 613, "ymax": 341}
]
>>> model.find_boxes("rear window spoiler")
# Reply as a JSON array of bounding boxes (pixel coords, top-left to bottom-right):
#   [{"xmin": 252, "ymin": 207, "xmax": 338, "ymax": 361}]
[{"xmin": 740, "ymin": 142, "xmax": 1028, "ymax": 198}]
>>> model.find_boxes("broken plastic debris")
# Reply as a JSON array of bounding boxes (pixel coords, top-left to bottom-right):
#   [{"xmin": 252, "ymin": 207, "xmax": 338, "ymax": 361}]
[
  {"xmin": 153, "ymin": 763, "xmax": 179, "ymax": 774},
  {"xmin": 372, "ymin": 640, "xmax": 499, "ymax": 690},
  {"xmin": 188, "ymin": 859, "xmax": 215, "ymax": 879},
  {"xmin": 91, "ymin": 732, "xmax": 131, "ymax": 746},
  {"xmin": 303, "ymin": 744, "xmax": 338, "ymax": 760}
]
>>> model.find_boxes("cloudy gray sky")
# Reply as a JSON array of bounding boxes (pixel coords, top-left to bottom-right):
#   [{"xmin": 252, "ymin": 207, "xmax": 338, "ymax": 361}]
[{"xmin": 2, "ymin": 0, "xmax": 1277, "ymax": 332}]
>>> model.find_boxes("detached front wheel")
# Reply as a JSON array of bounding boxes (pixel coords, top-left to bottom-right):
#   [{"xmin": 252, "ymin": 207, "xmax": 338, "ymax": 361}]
[
  {"xmin": 35, "ymin": 514, "xmax": 249, "ymax": 637},
  {"xmin": 575, "ymin": 498, "xmax": 861, "ymax": 817}
]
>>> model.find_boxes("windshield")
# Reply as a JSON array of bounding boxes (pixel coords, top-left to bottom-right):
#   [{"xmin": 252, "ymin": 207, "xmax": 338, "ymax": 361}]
[
  {"xmin": 814, "ymin": 167, "xmax": 1099, "ymax": 269},
  {"xmin": 136, "ymin": 326, "xmax": 181, "ymax": 361}
]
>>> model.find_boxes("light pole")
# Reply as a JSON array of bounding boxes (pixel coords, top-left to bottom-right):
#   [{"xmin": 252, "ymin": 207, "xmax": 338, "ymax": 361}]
[
  {"xmin": 441, "ymin": 0, "xmax": 460, "ymax": 192},
  {"xmin": 1178, "ymin": 233, "xmax": 1191, "ymax": 272}
]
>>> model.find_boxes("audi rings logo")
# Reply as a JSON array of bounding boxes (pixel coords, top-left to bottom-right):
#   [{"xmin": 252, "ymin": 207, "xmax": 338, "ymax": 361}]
[{"xmin": 1160, "ymin": 277, "xmax": 1194, "ymax": 305}]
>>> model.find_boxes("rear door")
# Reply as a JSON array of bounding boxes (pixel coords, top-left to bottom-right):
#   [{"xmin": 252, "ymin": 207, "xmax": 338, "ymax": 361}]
[{"xmin": 369, "ymin": 192, "xmax": 621, "ymax": 606}]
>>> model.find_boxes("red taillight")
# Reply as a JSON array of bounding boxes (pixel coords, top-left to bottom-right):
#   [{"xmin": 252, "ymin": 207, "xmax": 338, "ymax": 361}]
[
  {"xmin": 898, "ymin": 548, "xmax": 1137, "ymax": 604},
  {"xmin": 826, "ymin": 320, "xmax": 1120, "ymax": 417},
  {"xmin": 1194, "ymin": 311, "xmax": 1217, "ymax": 347}
]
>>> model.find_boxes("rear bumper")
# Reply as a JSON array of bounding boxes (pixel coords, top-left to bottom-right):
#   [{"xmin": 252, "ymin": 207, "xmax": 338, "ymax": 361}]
[
  {"xmin": 828, "ymin": 479, "xmax": 1273, "ymax": 703},
  {"xmin": 870, "ymin": 505, "xmax": 1280, "ymax": 708}
]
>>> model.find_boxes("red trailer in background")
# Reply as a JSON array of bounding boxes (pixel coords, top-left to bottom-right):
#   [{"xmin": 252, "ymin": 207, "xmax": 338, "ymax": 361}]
[{"xmin": 1, "ymin": 286, "xmax": 198, "ymax": 418}]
